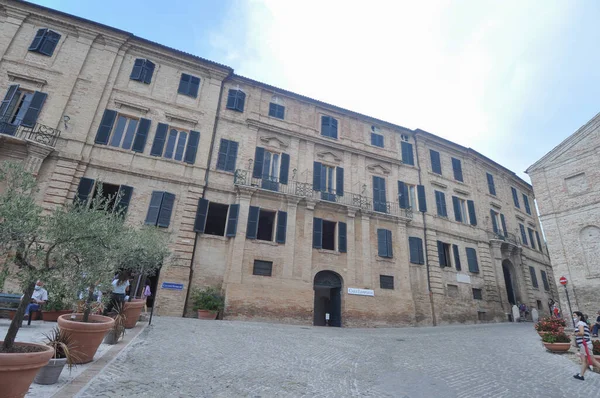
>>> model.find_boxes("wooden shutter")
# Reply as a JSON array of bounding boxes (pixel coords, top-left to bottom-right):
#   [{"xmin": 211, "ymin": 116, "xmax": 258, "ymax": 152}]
[
  {"xmin": 336, "ymin": 167, "xmax": 344, "ymax": 196},
  {"xmin": 520, "ymin": 224, "xmax": 528, "ymax": 245},
  {"xmin": 226, "ymin": 204, "xmax": 240, "ymax": 237},
  {"xmin": 142, "ymin": 60, "xmax": 155, "ymax": 84},
  {"xmin": 417, "ymin": 185, "xmax": 427, "ymax": 212},
  {"xmin": 437, "ymin": 241, "xmax": 446, "ymax": 267},
  {"xmin": 21, "ymin": 91, "xmax": 47, "ymax": 127},
  {"xmin": 430, "ymin": 150, "xmax": 441, "ymax": 174},
  {"xmin": 523, "ymin": 195, "xmax": 531, "ymax": 214},
  {"xmin": 157, "ymin": 192, "xmax": 175, "ymax": 228},
  {"xmin": 246, "ymin": 206, "xmax": 260, "ymax": 239},
  {"xmin": 226, "ymin": 140, "xmax": 238, "ymax": 172},
  {"xmin": 500, "ymin": 214, "xmax": 508, "ymax": 237},
  {"xmin": 512, "ymin": 187, "xmax": 520, "ymax": 208},
  {"xmin": 150, "ymin": 123, "xmax": 168, "ymax": 156},
  {"xmin": 435, "ymin": 191, "xmax": 446, "ymax": 217},
  {"xmin": 216, "ymin": 139, "xmax": 229, "ymax": 170},
  {"xmin": 529, "ymin": 266, "xmax": 538, "ymax": 288},
  {"xmin": 74, "ymin": 177, "xmax": 95, "ymax": 205},
  {"xmin": 487, "ymin": 173, "xmax": 496, "ymax": 195},
  {"xmin": 194, "ymin": 198, "xmax": 209, "ymax": 233},
  {"xmin": 312, "ymin": 217, "xmax": 323, "ymax": 249},
  {"xmin": 536, "ymin": 231, "xmax": 543, "ymax": 252},
  {"xmin": 377, "ymin": 229, "xmax": 387, "ymax": 257},
  {"xmin": 94, "ymin": 109, "xmax": 117, "ymax": 145},
  {"xmin": 39, "ymin": 30, "xmax": 60, "ymax": 56},
  {"xmin": 528, "ymin": 229, "xmax": 536, "ymax": 249},
  {"xmin": 409, "ymin": 237, "xmax": 421, "ymax": 264},
  {"xmin": 541, "ymin": 270, "xmax": 549, "ymax": 291},
  {"xmin": 235, "ymin": 91, "xmax": 245, "ymax": 112},
  {"xmin": 115, "ymin": 185, "xmax": 133, "ymax": 216},
  {"xmin": 0, "ymin": 85, "xmax": 20, "ymax": 119},
  {"xmin": 466, "ymin": 248, "xmax": 479, "ymax": 273},
  {"xmin": 276, "ymin": 210, "xmax": 287, "ymax": 243},
  {"xmin": 386, "ymin": 230, "xmax": 393, "ymax": 258},
  {"xmin": 313, "ymin": 162, "xmax": 322, "ymax": 191},
  {"xmin": 253, "ymin": 147, "xmax": 265, "ymax": 178},
  {"xmin": 490, "ymin": 210, "xmax": 498, "ymax": 233},
  {"xmin": 130, "ymin": 59, "xmax": 144, "ymax": 81},
  {"xmin": 467, "ymin": 200, "xmax": 477, "ymax": 225},
  {"xmin": 279, "ymin": 153, "xmax": 290, "ymax": 184},
  {"xmin": 29, "ymin": 29, "xmax": 46, "ymax": 51},
  {"xmin": 145, "ymin": 191, "xmax": 164, "ymax": 226},
  {"xmin": 453, "ymin": 244, "xmax": 461, "ymax": 271},
  {"xmin": 184, "ymin": 130, "xmax": 200, "ymax": 164},
  {"xmin": 178, "ymin": 74, "xmax": 189, "ymax": 95},
  {"xmin": 398, "ymin": 181, "xmax": 408, "ymax": 209},
  {"xmin": 131, "ymin": 118, "xmax": 151, "ymax": 153},
  {"xmin": 338, "ymin": 222, "xmax": 347, "ymax": 253},
  {"xmin": 452, "ymin": 196, "xmax": 462, "ymax": 222},
  {"xmin": 401, "ymin": 142, "xmax": 414, "ymax": 165}
]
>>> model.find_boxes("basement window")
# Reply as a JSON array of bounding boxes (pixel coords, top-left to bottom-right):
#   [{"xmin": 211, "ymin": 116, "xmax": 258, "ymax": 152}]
[
  {"xmin": 322, "ymin": 220, "xmax": 336, "ymax": 250},
  {"xmin": 204, "ymin": 203, "xmax": 229, "ymax": 236},
  {"xmin": 472, "ymin": 288, "xmax": 483, "ymax": 300},
  {"xmin": 257, "ymin": 210, "xmax": 276, "ymax": 241},
  {"xmin": 253, "ymin": 260, "xmax": 273, "ymax": 276}
]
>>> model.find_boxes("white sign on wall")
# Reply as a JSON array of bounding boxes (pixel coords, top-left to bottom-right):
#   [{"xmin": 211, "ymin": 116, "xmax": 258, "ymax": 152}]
[
  {"xmin": 456, "ymin": 274, "xmax": 471, "ymax": 284},
  {"xmin": 348, "ymin": 288, "xmax": 375, "ymax": 296}
]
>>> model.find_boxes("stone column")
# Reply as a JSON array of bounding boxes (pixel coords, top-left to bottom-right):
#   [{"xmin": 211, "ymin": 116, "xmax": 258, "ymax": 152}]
[
  {"xmin": 346, "ymin": 209, "xmax": 357, "ymax": 285},
  {"xmin": 282, "ymin": 198, "xmax": 300, "ymax": 279},
  {"xmin": 360, "ymin": 212, "xmax": 372, "ymax": 287},
  {"xmin": 301, "ymin": 199, "xmax": 317, "ymax": 282},
  {"xmin": 225, "ymin": 188, "xmax": 254, "ymax": 284}
]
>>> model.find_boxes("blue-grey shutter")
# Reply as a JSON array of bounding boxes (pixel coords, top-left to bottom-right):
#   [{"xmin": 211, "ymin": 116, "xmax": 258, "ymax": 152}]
[
  {"xmin": 512, "ymin": 187, "xmax": 520, "ymax": 208},
  {"xmin": 20, "ymin": 91, "xmax": 47, "ymax": 127},
  {"xmin": 437, "ymin": 241, "xmax": 446, "ymax": 267},
  {"xmin": 452, "ymin": 158, "xmax": 463, "ymax": 182},
  {"xmin": 490, "ymin": 210, "xmax": 498, "ymax": 233},
  {"xmin": 95, "ymin": 109, "xmax": 117, "ymax": 145},
  {"xmin": 467, "ymin": 200, "xmax": 477, "ymax": 225},
  {"xmin": 114, "ymin": 185, "xmax": 133, "ymax": 216},
  {"xmin": 246, "ymin": 206, "xmax": 260, "ymax": 239},
  {"xmin": 536, "ymin": 231, "xmax": 543, "ymax": 252},
  {"xmin": 29, "ymin": 29, "xmax": 46, "ymax": 51},
  {"xmin": 373, "ymin": 176, "xmax": 387, "ymax": 212},
  {"xmin": 500, "ymin": 214, "xmax": 508, "ymax": 237},
  {"xmin": 178, "ymin": 74, "xmax": 189, "ymax": 95},
  {"xmin": 150, "ymin": 123, "xmax": 168, "ymax": 156},
  {"xmin": 226, "ymin": 204, "xmax": 240, "ymax": 237},
  {"xmin": 430, "ymin": 150, "xmax": 441, "ymax": 174},
  {"xmin": 145, "ymin": 191, "xmax": 164, "ymax": 226},
  {"xmin": 417, "ymin": 185, "xmax": 427, "ymax": 212},
  {"xmin": 142, "ymin": 60, "xmax": 155, "ymax": 84},
  {"xmin": 435, "ymin": 191, "xmax": 447, "ymax": 217},
  {"xmin": 386, "ymin": 230, "xmax": 393, "ymax": 258},
  {"xmin": 226, "ymin": 140, "xmax": 238, "ymax": 172},
  {"xmin": 312, "ymin": 217, "xmax": 323, "ymax": 249},
  {"xmin": 520, "ymin": 224, "xmax": 528, "ymax": 245},
  {"xmin": 377, "ymin": 229, "xmax": 387, "ymax": 257},
  {"xmin": 528, "ymin": 228, "xmax": 536, "ymax": 249},
  {"xmin": 466, "ymin": 248, "xmax": 479, "ymax": 273},
  {"xmin": 487, "ymin": 173, "xmax": 496, "ymax": 195},
  {"xmin": 131, "ymin": 118, "xmax": 151, "ymax": 153},
  {"xmin": 189, "ymin": 76, "xmax": 200, "ymax": 98},
  {"xmin": 409, "ymin": 237, "xmax": 421, "ymax": 264},
  {"xmin": 253, "ymin": 147, "xmax": 265, "ymax": 178},
  {"xmin": 401, "ymin": 142, "xmax": 414, "ymax": 165},
  {"xmin": 39, "ymin": 30, "xmax": 60, "ymax": 56},
  {"xmin": 529, "ymin": 266, "xmax": 538, "ymax": 288},
  {"xmin": 74, "ymin": 177, "xmax": 95, "ymax": 204},
  {"xmin": 194, "ymin": 198, "xmax": 209, "ymax": 233},
  {"xmin": 453, "ymin": 244, "xmax": 461, "ymax": 271},
  {"xmin": 398, "ymin": 181, "xmax": 408, "ymax": 209},
  {"xmin": 279, "ymin": 153, "xmax": 290, "ymax": 184},
  {"xmin": 336, "ymin": 167, "xmax": 344, "ymax": 196},
  {"xmin": 235, "ymin": 91, "xmax": 245, "ymax": 112},
  {"xmin": 523, "ymin": 194, "xmax": 531, "ymax": 215},
  {"xmin": 130, "ymin": 59, "xmax": 144, "ymax": 81},
  {"xmin": 452, "ymin": 196, "xmax": 462, "ymax": 222},
  {"xmin": 184, "ymin": 130, "xmax": 200, "ymax": 164},
  {"xmin": 0, "ymin": 85, "xmax": 20, "ymax": 119},
  {"xmin": 541, "ymin": 270, "xmax": 549, "ymax": 291},
  {"xmin": 216, "ymin": 139, "xmax": 229, "ymax": 170},
  {"xmin": 313, "ymin": 162, "xmax": 322, "ymax": 191},
  {"xmin": 276, "ymin": 210, "xmax": 287, "ymax": 243},
  {"xmin": 338, "ymin": 221, "xmax": 347, "ymax": 253},
  {"xmin": 156, "ymin": 192, "xmax": 175, "ymax": 228}
]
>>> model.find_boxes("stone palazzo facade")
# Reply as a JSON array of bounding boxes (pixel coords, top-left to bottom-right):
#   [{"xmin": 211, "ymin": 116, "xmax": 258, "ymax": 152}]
[{"xmin": 0, "ymin": 0, "xmax": 557, "ymax": 326}]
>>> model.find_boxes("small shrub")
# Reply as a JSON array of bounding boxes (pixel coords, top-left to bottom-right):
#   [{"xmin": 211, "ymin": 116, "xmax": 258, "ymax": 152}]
[
  {"xmin": 542, "ymin": 331, "xmax": 570, "ymax": 344},
  {"xmin": 593, "ymin": 340, "xmax": 600, "ymax": 355},
  {"xmin": 42, "ymin": 327, "xmax": 81, "ymax": 372},
  {"xmin": 191, "ymin": 286, "xmax": 224, "ymax": 312},
  {"xmin": 535, "ymin": 317, "xmax": 566, "ymax": 332}
]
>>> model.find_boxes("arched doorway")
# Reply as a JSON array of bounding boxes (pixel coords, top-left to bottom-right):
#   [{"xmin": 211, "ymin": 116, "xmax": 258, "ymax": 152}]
[
  {"xmin": 313, "ymin": 271, "xmax": 342, "ymax": 327},
  {"xmin": 502, "ymin": 260, "xmax": 517, "ymax": 305}
]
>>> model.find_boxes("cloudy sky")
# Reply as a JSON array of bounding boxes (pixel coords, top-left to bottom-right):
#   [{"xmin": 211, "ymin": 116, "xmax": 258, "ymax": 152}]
[{"xmin": 34, "ymin": 0, "xmax": 600, "ymax": 180}]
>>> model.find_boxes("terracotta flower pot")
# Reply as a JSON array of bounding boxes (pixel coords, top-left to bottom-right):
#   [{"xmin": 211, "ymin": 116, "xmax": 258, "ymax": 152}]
[
  {"xmin": 123, "ymin": 299, "xmax": 145, "ymax": 329},
  {"xmin": 57, "ymin": 313, "xmax": 114, "ymax": 364},
  {"xmin": 197, "ymin": 310, "xmax": 218, "ymax": 320},
  {"xmin": 8, "ymin": 311, "xmax": 41, "ymax": 321},
  {"xmin": 42, "ymin": 310, "xmax": 73, "ymax": 322},
  {"xmin": 543, "ymin": 342, "xmax": 571, "ymax": 353},
  {"xmin": 33, "ymin": 357, "xmax": 67, "ymax": 385},
  {"xmin": 0, "ymin": 341, "xmax": 54, "ymax": 398}
]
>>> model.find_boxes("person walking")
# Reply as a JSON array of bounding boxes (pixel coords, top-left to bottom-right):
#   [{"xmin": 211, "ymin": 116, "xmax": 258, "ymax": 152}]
[
  {"xmin": 103, "ymin": 271, "xmax": 129, "ymax": 315},
  {"xmin": 592, "ymin": 310, "xmax": 600, "ymax": 338},
  {"xmin": 143, "ymin": 279, "xmax": 152, "ymax": 313},
  {"xmin": 573, "ymin": 311, "xmax": 600, "ymax": 381}
]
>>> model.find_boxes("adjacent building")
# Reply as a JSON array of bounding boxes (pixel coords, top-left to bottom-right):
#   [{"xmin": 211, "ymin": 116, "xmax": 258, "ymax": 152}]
[
  {"xmin": 0, "ymin": 0, "xmax": 557, "ymax": 327},
  {"xmin": 527, "ymin": 112, "xmax": 600, "ymax": 316}
]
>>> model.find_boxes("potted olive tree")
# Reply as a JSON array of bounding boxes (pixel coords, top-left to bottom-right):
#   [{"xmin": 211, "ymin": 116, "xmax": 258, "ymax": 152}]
[
  {"xmin": 191, "ymin": 286, "xmax": 225, "ymax": 320},
  {"xmin": 41, "ymin": 275, "xmax": 75, "ymax": 322}
]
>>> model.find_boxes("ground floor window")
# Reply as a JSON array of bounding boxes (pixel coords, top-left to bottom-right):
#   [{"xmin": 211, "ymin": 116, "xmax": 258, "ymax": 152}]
[
  {"xmin": 472, "ymin": 288, "xmax": 483, "ymax": 300},
  {"xmin": 253, "ymin": 260, "xmax": 273, "ymax": 276},
  {"xmin": 322, "ymin": 220, "xmax": 336, "ymax": 250},
  {"xmin": 205, "ymin": 203, "xmax": 229, "ymax": 236}
]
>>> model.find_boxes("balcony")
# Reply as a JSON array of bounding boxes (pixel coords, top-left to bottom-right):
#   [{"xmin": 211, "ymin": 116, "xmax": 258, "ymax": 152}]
[
  {"xmin": 234, "ymin": 169, "xmax": 413, "ymax": 220},
  {"xmin": 0, "ymin": 118, "xmax": 61, "ymax": 148},
  {"xmin": 487, "ymin": 230, "xmax": 521, "ymax": 246}
]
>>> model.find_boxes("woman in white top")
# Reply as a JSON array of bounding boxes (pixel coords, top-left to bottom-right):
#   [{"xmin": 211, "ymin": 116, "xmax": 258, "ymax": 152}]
[
  {"xmin": 103, "ymin": 271, "xmax": 129, "ymax": 315},
  {"xmin": 573, "ymin": 311, "xmax": 600, "ymax": 381}
]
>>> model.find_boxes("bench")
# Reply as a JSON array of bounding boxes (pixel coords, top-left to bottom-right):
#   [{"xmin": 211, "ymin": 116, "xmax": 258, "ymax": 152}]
[{"xmin": 0, "ymin": 293, "xmax": 42, "ymax": 325}]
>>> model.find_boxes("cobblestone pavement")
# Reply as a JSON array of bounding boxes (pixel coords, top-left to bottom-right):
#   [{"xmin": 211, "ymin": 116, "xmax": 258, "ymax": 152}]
[{"xmin": 75, "ymin": 318, "xmax": 600, "ymax": 398}]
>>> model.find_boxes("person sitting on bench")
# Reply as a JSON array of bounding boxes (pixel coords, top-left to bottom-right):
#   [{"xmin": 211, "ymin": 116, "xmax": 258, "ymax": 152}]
[{"xmin": 23, "ymin": 280, "xmax": 48, "ymax": 319}]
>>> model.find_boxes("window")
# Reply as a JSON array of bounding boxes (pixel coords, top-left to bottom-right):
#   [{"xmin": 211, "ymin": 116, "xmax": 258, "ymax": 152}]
[
  {"xmin": 486, "ymin": 173, "xmax": 496, "ymax": 195},
  {"xmin": 253, "ymin": 260, "xmax": 273, "ymax": 276},
  {"xmin": 108, "ymin": 115, "xmax": 141, "ymax": 150},
  {"xmin": 321, "ymin": 115, "xmax": 338, "ymax": 139},
  {"xmin": 511, "ymin": 187, "xmax": 520, "ymax": 208},
  {"xmin": 145, "ymin": 191, "xmax": 176, "ymax": 228},
  {"xmin": 452, "ymin": 196, "xmax": 469, "ymax": 224},
  {"xmin": 430, "ymin": 150, "xmax": 442, "ymax": 174},
  {"xmin": 437, "ymin": 241, "xmax": 452, "ymax": 268},
  {"xmin": 322, "ymin": 220, "xmax": 336, "ymax": 250},
  {"xmin": 254, "ymin": 147, "xmax": 290, "ymax": 190},
  {"xmin": 398, "ymin": 182, "xmax": 420, "ymax": 211},
  {"xmin": 401, "ymin": 141, "xmax": 414, "ymax": 166},
  {"xmin": 247, "ymin": 207, "xmax": 287, "ymax": 243},
  {"xmin": 373, "ymin": 176, "xmax": 387, "ymax": 213},
  {"xmin": 409, "ymin": 237, "xmax": 424, "ymax": 264},
  {"xmin": 447, "ymin": 284, "xmax": 459, "ymax": 298},
  {"xmin": 94, "ymin": 109, "xmax": 151, "ymax": 153},
  {"xmin": 0, "ymin": 85, "xmax": 47, "ymax": 133},
  {"xmin": 178, "ymin": 73, "xmax": 200, "ymax": 98},
  {"xmin": 194, "ymin": 199, "xmax": 239, "ymax": 237},
  {"xmin": 541, "ymin": 270, "xmax": 550, "ymax": 291},
  {"xmin": 537, "ymin": 300, "xmax": 543, "ymax": 311},
  {"xmin": 466, "ymin": 248, "xmax": 479, "ymax": 273},
  {"xmin": 523, "ymin": 194, "xmax": 531, "ymax": 215},
  {"xmin": 313, "ymin": 162, "xmax": 343, "ymax": 200},
  {"xmin": 313, "ymin": 218, "xmax": 346, "ymax": 252},
  {"xmin": 452, "ymin": 244, "xmax": 462, "ymax": 271},
  {"xmin": 535, "ymin": 231, "xmax": 543, "ymax": 253},
  {"xmin": 380, "ymin": 275, "xmax": 394, "ymax": 289},
  {"xmin": 490, "ymin": 210, "xmax": 505, "ymax": 236},
  {"xmin": 226, "ymin": 89, "xmax": 245, "ymax": 112},
  {"xmin": 130, "ymin": 58, "xmax": 155, "ymax": 84},
  {"xmin": 216, "ymin": 139, "xmax": 239, "ymax": 172},
  {"xmin": 257, "ymin": 210, "xmax": 276, "ymax": 241},
  {"xmin": 519, "ymin": 224, "xmax": 528, "ymax": 245},
  {"xmin": 149, "ymin": 123, "xmax": 200, "ymax": 164},
  {"xmin": 28, "ymin": 28, "xmax": 61, "ymax": 56},
  {"xmin": 73, "ymin": 178, "xmax": 133, "ymax": 216},
  {"xmin": 528, "ymin": 228, "xmax": 536, "ymax": 250},
  {"xmin": 269, "ymin": 103, "xmax": 285, "ymax": 119},
  {"xmin": 529, "ymin": 266, "xmax": 539, "ymax": 288},
  {"xmin": 452, "ymin": 158, "xmax": 463, "ymax": 182},
  {"xmin": 377, "ymin": 229, "xmax": 393, "ymax": 258},
  {"xmin": 435, "ymin": 190, "xmax": 447, "ymax": 217},
  {"xmin": 472, "ymin": 288, "xmax": 483, "ymax": 300},
  {"xmin": 371, "ymin": 132, "xmax": 384, "ymax": 148}
]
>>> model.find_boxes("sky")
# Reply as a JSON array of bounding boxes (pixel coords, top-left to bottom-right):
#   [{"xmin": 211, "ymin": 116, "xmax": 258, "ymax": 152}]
[{"xmin": 32, "ymin": 0, "xmax": 600, "ymax": 181}]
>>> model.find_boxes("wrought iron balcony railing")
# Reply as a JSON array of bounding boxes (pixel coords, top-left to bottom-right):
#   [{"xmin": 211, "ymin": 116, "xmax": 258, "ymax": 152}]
[
  {"xmin": 487, "ymin": 230, "xmax": 521, "ymax": 246},
  {"xmin": 0, "ymin": 118, "xmax": 61, "ymax": 148},
  {"xmin": 234, "ymin": 169, "xmax": 413, "ymax": 220}
]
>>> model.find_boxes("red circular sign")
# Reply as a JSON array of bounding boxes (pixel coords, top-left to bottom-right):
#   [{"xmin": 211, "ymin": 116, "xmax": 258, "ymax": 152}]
[{"xmin": 559, "ymin": 276, "xmax": 568, "ymax": 285}]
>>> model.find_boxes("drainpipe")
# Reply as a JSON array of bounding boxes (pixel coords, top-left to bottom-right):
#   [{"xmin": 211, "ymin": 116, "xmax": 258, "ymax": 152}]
[
  {"xmin": 182, "ymin": 72, "xmax": 233, "ymax": 316},
  {"xmin": 413, "ymin": 133, "xmax": 437, "ymax": 326}
]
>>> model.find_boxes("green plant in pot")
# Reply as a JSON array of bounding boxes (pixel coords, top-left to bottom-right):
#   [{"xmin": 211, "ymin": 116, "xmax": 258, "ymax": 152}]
[
  {"xmin": 192, "ymin": 286, "xmax": 224, "ymax": 320},
  {"xmin": 34, "ymin": 327, "xmax": 81, "ymax": 385},
  {"xmin": 541, "ymin": 330, "xmax": 572, "ymax": 353},
  {"xmin": 41, "ymin": 275, "xmax": 75, "ymax": 322},
  {"xmin": 104, "ymin": 302, "xmax": 127, "ymax": 345}
]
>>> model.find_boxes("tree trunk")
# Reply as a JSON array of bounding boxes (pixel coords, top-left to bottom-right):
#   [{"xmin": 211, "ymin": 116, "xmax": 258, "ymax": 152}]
[
  {"xmin": 82, "ymin": 285, "xmax": 95, "ymax": 323},
  {"xmin": 2, "ymin": 281, "xmax": 36, "ymax": 351}
]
